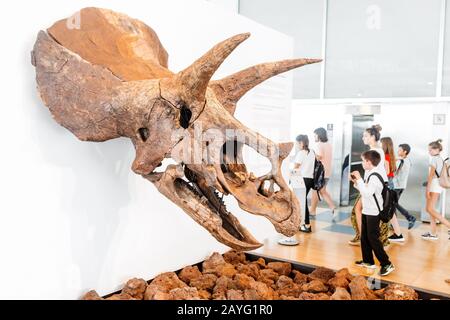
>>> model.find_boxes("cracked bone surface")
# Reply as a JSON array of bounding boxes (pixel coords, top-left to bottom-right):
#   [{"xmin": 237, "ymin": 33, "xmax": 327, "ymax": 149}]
[{"xmin": 32, "ymin": 7, "xmax": 322, "ymax": 250}]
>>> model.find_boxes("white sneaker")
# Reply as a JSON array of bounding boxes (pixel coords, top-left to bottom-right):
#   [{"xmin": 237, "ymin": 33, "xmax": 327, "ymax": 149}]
[
  {"xmin": 331, "ymin": 209, "xmax": 338, "ymax": 222},
  {"xmin": 421, "ymin": 232, "xmax": 438, "ymax": 240}
]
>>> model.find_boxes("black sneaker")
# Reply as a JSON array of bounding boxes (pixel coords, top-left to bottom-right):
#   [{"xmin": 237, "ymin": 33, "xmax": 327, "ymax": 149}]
[
  {"xmin": 379, "ymin": 264, "xmax": 395, "ymax": 276},
  {"xmin": 299, "ymin": 224, "xmax": 312, "ymax": 233},
  {"xmin": 408, "ymin": 217, "xmax": 417, "ymax": 230},
  {"xmin": 388, "ymin": 234, "xmax": 405, "ymax": 243}
]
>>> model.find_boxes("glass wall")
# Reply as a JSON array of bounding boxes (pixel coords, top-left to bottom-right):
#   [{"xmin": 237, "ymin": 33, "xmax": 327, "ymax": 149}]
[
  {"xmin": 325, "ymin": 0, "xmax": 441, "ymax": 98},
  {"xmin": 443, "ymin": 0, "xmax": 450, "ymax": 96},
  {"xmin": 240, "ymin": 0, "xmax": 448, "ymax": 99},
  {"xmin": 239, "ymin": 0, "xmax": 324, "ymax": 99}
]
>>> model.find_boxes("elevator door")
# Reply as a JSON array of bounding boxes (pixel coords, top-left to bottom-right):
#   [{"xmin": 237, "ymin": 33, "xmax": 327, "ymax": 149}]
[{"xmin": 348, "ymin": 115, "xmax": 373, "ymax": 203}]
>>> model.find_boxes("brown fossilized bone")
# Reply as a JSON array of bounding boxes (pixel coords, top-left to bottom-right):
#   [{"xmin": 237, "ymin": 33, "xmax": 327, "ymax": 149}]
[{"xmin": 31, "ymin": 7, "xmax": 321, "ymax": 250}]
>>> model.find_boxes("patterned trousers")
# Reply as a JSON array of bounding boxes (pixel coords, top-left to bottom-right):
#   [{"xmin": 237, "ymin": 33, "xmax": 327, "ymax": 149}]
[{"xmin": 351, "ymin": 195, "xmax": 390, "ymax": 246}]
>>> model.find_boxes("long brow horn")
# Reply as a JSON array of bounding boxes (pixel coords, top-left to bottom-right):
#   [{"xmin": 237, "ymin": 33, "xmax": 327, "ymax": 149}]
[
  {"xmin": 210, "ymin": 58, "xmax": 322, "ymax": 115},
  {"xmin": 170, "ymin": 33, "xmax": 250, "ymax": 107}
]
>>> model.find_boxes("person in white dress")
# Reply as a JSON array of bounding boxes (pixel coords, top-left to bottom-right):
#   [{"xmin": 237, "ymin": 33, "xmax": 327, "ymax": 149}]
[{"xmin": 422, "ymin": 139, "xmax": 450, "ymax": 240}]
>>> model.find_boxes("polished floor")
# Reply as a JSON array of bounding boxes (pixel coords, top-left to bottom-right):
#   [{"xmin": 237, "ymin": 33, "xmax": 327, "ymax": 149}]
[{"xmin": 256, "ymin": 207, "xmax": 450, "ymax": 296}]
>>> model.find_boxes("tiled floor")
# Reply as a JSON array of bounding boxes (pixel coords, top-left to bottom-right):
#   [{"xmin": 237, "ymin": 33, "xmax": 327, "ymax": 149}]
[{"xmin": 256, "ymin": 207, "xmax": 450, "ymax": 296}]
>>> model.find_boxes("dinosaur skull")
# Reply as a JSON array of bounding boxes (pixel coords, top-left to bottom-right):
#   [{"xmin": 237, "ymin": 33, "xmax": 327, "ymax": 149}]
[{"xmin": 32, "ymin": 7, "xmax": 321, "ymax": 250}]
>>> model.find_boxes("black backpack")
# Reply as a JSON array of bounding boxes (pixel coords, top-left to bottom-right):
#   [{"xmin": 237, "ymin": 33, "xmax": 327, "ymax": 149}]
[
  {"xmin": 367, "ymin": 173, "xmax": 398, "ymax": 223},
  {"xmin": 312, "ymin": 151, "xmax": 326, "ymax": 192}
]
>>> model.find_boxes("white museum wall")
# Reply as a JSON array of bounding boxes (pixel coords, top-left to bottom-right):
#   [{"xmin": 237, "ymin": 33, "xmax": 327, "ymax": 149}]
[{"xmin": 0, "ymin": 0, "xmax": 295, "ymax": 299}]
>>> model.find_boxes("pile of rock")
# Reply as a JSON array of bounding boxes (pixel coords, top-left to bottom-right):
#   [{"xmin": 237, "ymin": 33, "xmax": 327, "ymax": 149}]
[{"xmin": 81, "ymin": 251, "xmax": 419, "ymax": 300}]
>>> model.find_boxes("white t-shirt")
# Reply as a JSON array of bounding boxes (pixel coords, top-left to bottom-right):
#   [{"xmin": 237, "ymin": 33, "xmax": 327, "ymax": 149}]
[
  {"xmin": 356, "ymin": 168, "xmax": 384, "ymax": 216},
  {"xmin": 393, "ymin": 157, "xmax": 411, "ymax": 189},
  {"xmin": 294, "ymin": 150, "xmax": 315, "ymax": 179},
  {"xmin": 430, "ymin": 155, "xmax": 444, "ymax": 180},
  {"xmin": 364, "ymin": 147, "xmax": 388, "ymax": 182}
]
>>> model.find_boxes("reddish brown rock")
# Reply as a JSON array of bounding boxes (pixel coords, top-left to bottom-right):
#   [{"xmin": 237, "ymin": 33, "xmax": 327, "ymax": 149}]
[
  {"xmin": 178, "ymin": 266, "xmax": 202, "ymax": 284},
  {"xmin": 236, "ymin": 263, "xmax": 260, "ymax": 280},
  {"xmin": 267, "ymin": 262, "xmax": 292, "ymax": 276},
  {"xmin": 308, "ymin": 267, "xmax": 336, "ymax": 284},
  {"xmin": 260, "ymin": 268, "xmax": 280, "ymax": 282},
  {"xmin": 233, "ymin": 274, "xmax": 255, "ymax": 290},
  {"xmin": 292, "ymin": 270, "xmax": 309, "ymax": 286},
  {"xmin": 190, "ymin": 274, "xmax": 218, "ymax": 291},
  {"xmin": 106, "ymin": 293, "xmax": 136, "ymax": 300},
  {"xmin": 374, "ymin": 288, "xmax": 385, "ymax": 299},
  {"xmin": 202, "ymin": 253, "xmax": 236, "ymax": 278},
  {"xmin": 298, "ymin": 292, "xmax": 330, "ymax": 300},
  {"xmin": 335, "ymin": 268, "xmax": 355, "ymax": 282},
  {"xmin": 215, "ymin": 263, "xmax": 238, "ymax": 278},
  {"xmin": 81, "ymin": 290, "xmax": 102, "ymax": 300},
  {"xmin": 445, "ymin": 279, "xmax": 450, "ymax": 284},
  {"xmin": 223, "ymin": 250, "xmax": 246, "ymax": 265},
  {"xmin": 169, "ymin": 287, "xmax": 200, "ymax": 300},
  {"xmin": 383, "ymin": 284, "xmax": 418, "ymax": 300},
  {"xmin": 152, "ymin": 291, "xmax": 171, "ymax": 300},
  {"xmin": 349, "ymin": 276, "xmax": 378, "ymax": 300},
  {"xmin": 121, "ymin": 278, "xmax": 147, "ymax": 300},
  {"xmin": 203, "ymin": 252, "xmax": 226, "ymax": 272},
  {"xmin": 275, "ymin": 276, "xmax": 303, "ymax": 298},
  {"xmin": 279, "ymin": 295, "xmax": 300, "ymax": 300},
  {"xmin": 144, "ymin": 272, "xmax": 187, "ymax": 300},
  {"xmin": 250, "ymin": 281, "xmax": 276, "ymax": 300},
  {"xmin": 198, "ymin": 290, "xmax": 212, "ymax": 300},
  {"xmin": 227, "ymin": 289, "xmax": 245, "ymax": 300},
  {"xmin": 328, "ymin": 275, "xmax": 350, "ymax": 290},
  {"xmin": 212, "ymin": 276, "xmax": 233, "ymax": 300},
  {"xmin": 302, "ymin": 280, "xmax": 329, "ymax": 293},
  {"xmin": 331, "ymin": 287, "xmax": 352, "ymax": 300},
  {"xmin": 243, "ymin": 289, "xmax": 261, "ymax": 300},
  {"xmin": 251, "ymin": 258, "xmax": 266, "ymax": 269}
]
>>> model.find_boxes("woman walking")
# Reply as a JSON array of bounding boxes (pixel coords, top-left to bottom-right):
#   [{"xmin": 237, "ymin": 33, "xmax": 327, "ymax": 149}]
[
  {"xmin": 422, "ymin": 139, "xmax": 450, "ymax": 240},
  {"xmin": 293, "ymin": 135, "xmax": 316, "ymax": 233},
  {"xmin": 349, "ymin": 125, "xmax": 390, "ymax": 247},
  {"xmin": 310, "ymin": 127, "xmax": 337, "ymax": 220}
]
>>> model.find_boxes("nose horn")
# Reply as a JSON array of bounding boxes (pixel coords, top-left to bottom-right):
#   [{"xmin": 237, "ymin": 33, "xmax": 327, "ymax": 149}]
[{"xmin": 278, "ymin": 142, "xmax": 293, "ymax": 160}]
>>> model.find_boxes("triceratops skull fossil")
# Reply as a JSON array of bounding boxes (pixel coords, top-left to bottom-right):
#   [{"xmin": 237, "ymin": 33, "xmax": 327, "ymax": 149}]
[{"xmin": 32, "ymin": 7, "xmax": 321, "ymax": 251}]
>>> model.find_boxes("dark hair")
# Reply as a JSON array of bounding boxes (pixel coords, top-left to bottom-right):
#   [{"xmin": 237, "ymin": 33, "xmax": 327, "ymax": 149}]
[
  {"xmin": 399, "ymin": 143, "xmax": 411, "ymax": 155},
  {"xmin": 365, "ymin": 124, "xmax": 382, "ymax": 141},
  {"xmin": 429, "ymin": 139, "xmax": 443, "ymax": 151},
  {"xmin": 296, "ymin": 134, "xmax": 309, "ymax": 152},
  {"xmin": 314, "ymin": 127, "xmax": 328, "ymax": 142},
  {"xmin": 381, "ymin": 137, "xmax": 396, "ymax": 173},
  {"xmin": 362, "ymin": 150, "xmax": 381, "ymax": 167}
]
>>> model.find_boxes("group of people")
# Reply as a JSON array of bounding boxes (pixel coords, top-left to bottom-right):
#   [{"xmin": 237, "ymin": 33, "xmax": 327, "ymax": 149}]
[{"xmin": 292, "ymin": 124, "xmax": 450, "ymax": 277}]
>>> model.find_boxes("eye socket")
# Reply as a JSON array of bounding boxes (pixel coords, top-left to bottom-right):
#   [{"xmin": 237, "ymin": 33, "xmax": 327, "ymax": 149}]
[
  {"xmin": 138, "ymin": 127, "xmax": 149, "ymax": 142},
  {"xmin": 179, "ymin": 104, "xmax": 192, "ymax": 129}
]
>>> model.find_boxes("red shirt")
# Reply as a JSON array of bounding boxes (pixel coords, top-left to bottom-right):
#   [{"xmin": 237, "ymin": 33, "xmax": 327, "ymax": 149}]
[{"xmin": 385, "ymin": 154, "xmax": 394, "ymax": 178}]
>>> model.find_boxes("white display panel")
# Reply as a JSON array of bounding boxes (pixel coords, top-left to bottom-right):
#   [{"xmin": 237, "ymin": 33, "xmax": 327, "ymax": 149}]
[
  {"xmin": 0, "ymin": 0, "xmax": 295, "ymax": 299},
  {"xmin": 239, "ymin": 0, "xmax": 324, "ymax": 99},
  {"xmin": 325, "ymin": 0, "xmax": 442, "ymax": 98}
]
